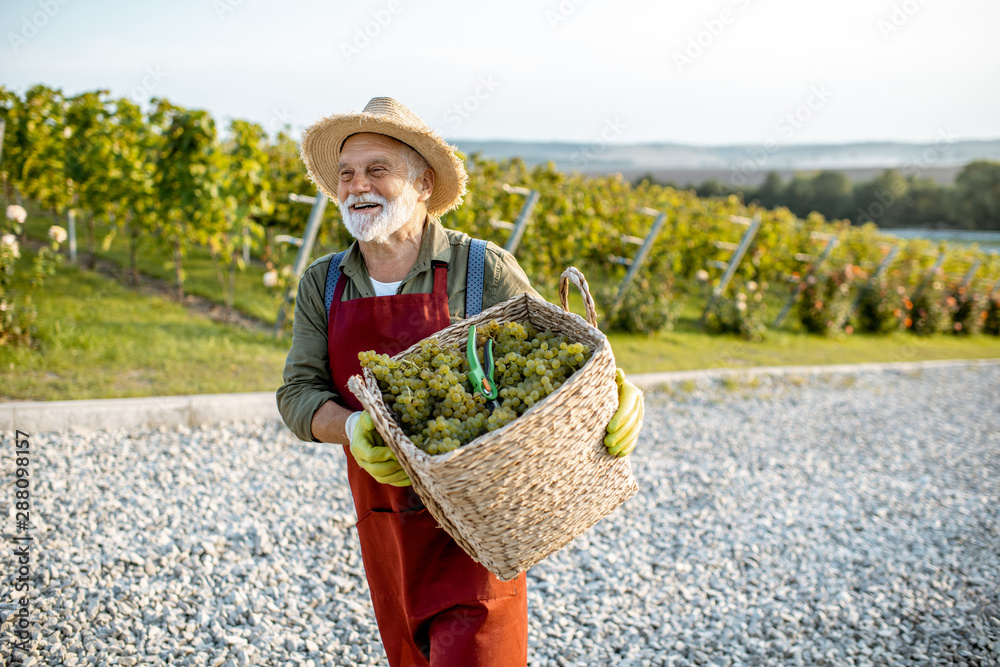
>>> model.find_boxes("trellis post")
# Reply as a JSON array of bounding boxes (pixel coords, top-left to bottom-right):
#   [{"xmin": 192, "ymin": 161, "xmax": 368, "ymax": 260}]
[
  {"xmin": 273, "ymin": 191, "xmax": 328, "ymax": 338},
  {"xmin": 699, "ymin": 214, "xmax": 761, "ymax": 327},
  {"xmin": 912, "ymin": 251, "xmax": 946, "ymax": 300},
  {"xmin": 488, "ymin": 184, "xmax": 538, "ymax": 256},
  {"xmin": 603, "ymin": 207, "xmax": 668, "ymax": 325},
  {"xmin": 772, "ymin": 232, "xmax": 838, "ymax": 328},
  {"xmin": 838, "ymin": 243, "xmax": 900, "ymax": 329},
  {"xmin": 67, "ymin": 208, "xmax": 77, "ymax": 263},
  {"xmin": 960, "ymin": 258, "xmax": 980, "ymax": 288}
]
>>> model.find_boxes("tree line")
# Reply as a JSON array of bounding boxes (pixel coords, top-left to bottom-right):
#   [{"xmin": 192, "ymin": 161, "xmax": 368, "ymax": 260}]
[{"xmin": 641, "ymin": 162, "xmax": 1000, "ymax": 231}]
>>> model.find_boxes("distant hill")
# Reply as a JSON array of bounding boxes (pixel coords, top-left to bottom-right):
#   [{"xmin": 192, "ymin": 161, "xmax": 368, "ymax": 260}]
[{"xmin": 450, "ymin": 138, "xmax": 1000, "ymax": 186}]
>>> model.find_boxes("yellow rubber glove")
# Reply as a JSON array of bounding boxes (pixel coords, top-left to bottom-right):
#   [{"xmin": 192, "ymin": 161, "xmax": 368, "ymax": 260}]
[
  {"xmin": 604, "ymin": 368, "xmax": 643, "ymax": 457},
  {"xmin": 350, "ymin": 411, "xmax": 412, "ymax": 486}
]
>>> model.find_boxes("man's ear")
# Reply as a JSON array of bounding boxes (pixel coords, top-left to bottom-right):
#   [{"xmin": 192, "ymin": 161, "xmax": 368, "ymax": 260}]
[{"xmin": 415, "ymin": 167, "xmax": 435, "ymax": 203}]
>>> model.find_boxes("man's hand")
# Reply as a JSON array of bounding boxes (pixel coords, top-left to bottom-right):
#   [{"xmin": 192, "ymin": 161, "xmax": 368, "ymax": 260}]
[
  {"xmin": 350, "ymin": 411, "xmax": 412, "ymax": 486},
  {"xmin": 604, "ymin": 368, "xmax": 643, "ymax": 457}
]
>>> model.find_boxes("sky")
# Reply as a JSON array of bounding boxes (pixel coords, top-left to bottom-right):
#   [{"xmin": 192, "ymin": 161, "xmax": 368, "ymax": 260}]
[{"xmin": 2, "ymin": 0, "xmax": 999, "ymax": 146}]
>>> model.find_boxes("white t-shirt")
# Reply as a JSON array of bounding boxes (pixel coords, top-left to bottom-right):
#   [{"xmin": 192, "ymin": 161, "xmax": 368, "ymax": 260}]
[{"xmin": 370, "ymin": 277, "xmax": 403, "ymax": 297}]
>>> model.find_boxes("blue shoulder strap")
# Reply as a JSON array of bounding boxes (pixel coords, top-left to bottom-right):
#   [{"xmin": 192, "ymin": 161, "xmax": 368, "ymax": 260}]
[
  {"xmin": 325, "ymin": 243, "xmax": 486, "ymax": 319},
  {"xmin": 324, "ymin": 250, "xmax": 349, "ymax": 319},
  {"xmin": 466, "ymin": 239, "xmax": 488, "ymax": 318}
]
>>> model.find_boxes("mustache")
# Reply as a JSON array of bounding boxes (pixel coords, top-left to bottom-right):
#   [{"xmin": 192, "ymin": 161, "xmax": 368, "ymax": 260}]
[{"xmin": 344, "ymin": 192, "xmax": 388, "ymax": 207}]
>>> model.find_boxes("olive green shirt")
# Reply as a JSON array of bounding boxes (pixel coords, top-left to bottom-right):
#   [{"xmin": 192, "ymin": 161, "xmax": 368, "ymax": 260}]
[{"xmin": 276, "ymin": 215, "xmax": 540, "ymax": 443}]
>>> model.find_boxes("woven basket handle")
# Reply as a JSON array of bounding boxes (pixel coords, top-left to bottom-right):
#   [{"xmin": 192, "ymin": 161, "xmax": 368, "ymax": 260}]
[{"xmin": 559, "ymin": 267, "xmax": 599, "ymax": 328}]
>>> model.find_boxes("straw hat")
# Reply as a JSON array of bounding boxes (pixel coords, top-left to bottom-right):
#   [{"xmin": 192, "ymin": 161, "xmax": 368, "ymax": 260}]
[{"xmin": 300, "ymin": 97, "xmax": 468, "ymax": 216}]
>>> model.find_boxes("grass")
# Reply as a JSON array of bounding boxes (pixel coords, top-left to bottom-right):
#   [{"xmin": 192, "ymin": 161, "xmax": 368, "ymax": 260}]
[
  {"xmin": 15, "ymin": 198, "xmax": 307, "ymax": 325},
  {"xmin": 605, "ymin": 327, "xmax": 1000, "ymax": 373},
  {"xmin": 548, "ymin": 277, "xmax": 1000, "ymax": 373},
  {"xmin": 0, "ymin": 252, "xmax": 289, "ymax": 401},
  {"xmin": 1, "ymin": 202, "xmax": 997, "ymax": 402}
]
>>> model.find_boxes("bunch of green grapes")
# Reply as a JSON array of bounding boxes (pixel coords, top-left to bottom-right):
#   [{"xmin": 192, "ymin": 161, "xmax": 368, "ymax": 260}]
[{"xmin": 359, "ymin": 320, "xmax": 592, "ymax": 455}]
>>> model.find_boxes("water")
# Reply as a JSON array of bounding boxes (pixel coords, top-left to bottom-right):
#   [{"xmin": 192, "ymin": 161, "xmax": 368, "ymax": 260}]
[{"xmin": 883, "ymin": 228, "xmax": 1000, "ymax": 250}]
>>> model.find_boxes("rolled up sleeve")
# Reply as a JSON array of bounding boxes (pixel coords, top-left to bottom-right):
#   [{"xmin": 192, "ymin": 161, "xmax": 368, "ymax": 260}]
[{"xmin": 275, "ymin": 261, "xmax": 340, "ymax": 442}]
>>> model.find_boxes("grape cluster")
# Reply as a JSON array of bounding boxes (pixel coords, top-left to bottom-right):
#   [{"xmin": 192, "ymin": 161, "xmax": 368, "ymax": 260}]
[{"xmin": 358, "ymin": 320, "xmax": 592, "ymax": 455}]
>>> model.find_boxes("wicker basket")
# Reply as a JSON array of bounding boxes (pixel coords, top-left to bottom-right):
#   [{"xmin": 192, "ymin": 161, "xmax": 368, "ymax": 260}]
[{"xmin": 347, "ymin": 267, "xmax": 639, "ymax": 581}]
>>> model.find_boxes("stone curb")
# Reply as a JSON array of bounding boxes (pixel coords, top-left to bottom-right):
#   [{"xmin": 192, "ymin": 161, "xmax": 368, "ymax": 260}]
[
  {"xmin": 1, "ymin": 392, "xmax": 280, "ymax": 435},
  {"xmin": 2, "ymin": 358, "xmax": 998, "ymax": 434}
]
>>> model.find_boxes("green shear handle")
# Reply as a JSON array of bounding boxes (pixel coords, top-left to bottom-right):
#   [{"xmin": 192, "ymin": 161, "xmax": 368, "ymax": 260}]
[{"xmin": 466, "ymin": 324, "xmax": 499, "ymax": 401}]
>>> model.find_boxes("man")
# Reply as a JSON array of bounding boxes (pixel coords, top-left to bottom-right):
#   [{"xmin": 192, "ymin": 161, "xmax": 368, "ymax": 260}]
[{"xmin": 276, "ymin": 97, "xmax": 643, "ymax": 666}]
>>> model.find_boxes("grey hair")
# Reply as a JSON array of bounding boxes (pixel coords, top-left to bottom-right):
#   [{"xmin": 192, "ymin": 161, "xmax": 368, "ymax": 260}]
[{"xmin": 398, "ymin": 142, "xmax": 431, "ymax": 183}]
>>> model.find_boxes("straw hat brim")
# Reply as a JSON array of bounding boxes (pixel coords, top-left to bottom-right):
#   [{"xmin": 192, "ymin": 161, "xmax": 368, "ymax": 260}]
[{"xmin": 299, "ymin": 113, "xmax": 468, "ymax": 217}]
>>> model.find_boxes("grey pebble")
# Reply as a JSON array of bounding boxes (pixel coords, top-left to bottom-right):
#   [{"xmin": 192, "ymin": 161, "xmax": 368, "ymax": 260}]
[{"xmin": 1, "ymin": 365, "xmax": 997, "ymax": 665}]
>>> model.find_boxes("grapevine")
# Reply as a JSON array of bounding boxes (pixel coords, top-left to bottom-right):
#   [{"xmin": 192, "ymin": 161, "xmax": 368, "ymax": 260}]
[{"xmin": 1, "ymin": 84, "xmax": 997, "ymax": 341}]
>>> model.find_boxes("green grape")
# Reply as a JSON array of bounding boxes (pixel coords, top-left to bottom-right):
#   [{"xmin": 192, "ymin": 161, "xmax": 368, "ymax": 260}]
[{"xmin": 357, "ymin": 321, "xmax": 593, "ymax": 455}]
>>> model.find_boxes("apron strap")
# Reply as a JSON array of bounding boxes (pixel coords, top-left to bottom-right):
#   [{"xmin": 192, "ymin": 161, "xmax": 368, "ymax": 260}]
[
  {"xmin": 325, "ymin": 249, "xmax": 454, "ymax": 318},
  {"xmin": 431, "ymin": 260, "xmax": 448, "ymax": 296},
  {"xmin": 324, "ymin": 250, "xmax": 350, "ymax": 320},
  {"xmin": 466, "ymin": 238, "xmax": 488, "ymax": 317},
  {"xmin": 327, "ymin": 252, "xmax": 449, "ymax": 313}
]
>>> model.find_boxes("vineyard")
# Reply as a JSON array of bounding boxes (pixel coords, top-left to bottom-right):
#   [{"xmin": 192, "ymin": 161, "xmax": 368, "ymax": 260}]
[{"xmin": 3, "ymin": 84, "xmax": 1000, "ymax": 349}]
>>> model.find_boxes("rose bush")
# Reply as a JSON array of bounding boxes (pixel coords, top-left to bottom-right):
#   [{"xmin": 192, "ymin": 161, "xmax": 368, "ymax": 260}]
[
  {"xmin": 704, "ymin": 280, "xmax": 769, "ymax": 342},
  {"xmin": 853, "ymin": 274, "xmax": 905, "ymax": 334},
  {"xmin": 904, "ymin": 279, "xmax": 950, "ymax": 336},
  {"xmin": 947, "ymin": 283, "xmax": 989, "ymax": 335},
  {"xmin": 984, "ymin": 293, "xmax": 1000, "ymax": 336},
  {"xmin": 1, "ymin": 216, "xmax": 66, "ymax": 346},
  {"xmin": 796, "ymin": 263, "xmax": 860, "ymax": 337},
  {"xmin": 596, "ymin": 270, "xmax": 683, "ymax": 335}
]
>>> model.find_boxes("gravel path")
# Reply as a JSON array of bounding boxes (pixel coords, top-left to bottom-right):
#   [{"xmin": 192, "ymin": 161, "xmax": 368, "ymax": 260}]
[{"xmin": 2, "ymin": 363, "xmax": 998, "ymax": 666}]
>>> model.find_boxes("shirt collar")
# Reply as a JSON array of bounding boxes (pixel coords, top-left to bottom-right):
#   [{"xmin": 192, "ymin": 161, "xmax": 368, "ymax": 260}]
[{"xmin": 340, "ymin": 214, "xmax": 452, "ymax": 284}]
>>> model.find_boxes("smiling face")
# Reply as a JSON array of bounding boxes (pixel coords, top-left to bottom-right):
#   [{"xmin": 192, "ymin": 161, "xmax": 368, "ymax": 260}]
[{"xmin": 336, "ymin": 133, "xmax": 433, "ymax": 244}]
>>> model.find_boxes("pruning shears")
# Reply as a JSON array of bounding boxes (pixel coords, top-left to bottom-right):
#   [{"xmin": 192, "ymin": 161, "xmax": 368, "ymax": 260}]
[{"xmin": 466, "ymin": 324, "xmax": 499, "ymax": 412}]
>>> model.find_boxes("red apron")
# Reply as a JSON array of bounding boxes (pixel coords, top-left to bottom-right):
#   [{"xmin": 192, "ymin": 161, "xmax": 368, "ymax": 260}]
[{"xmin": 328, "ymin": 259, "xmax": 528, "ymax": 666}]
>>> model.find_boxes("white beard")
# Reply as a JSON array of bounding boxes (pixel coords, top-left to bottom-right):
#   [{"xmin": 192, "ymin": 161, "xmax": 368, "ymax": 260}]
[{"xmin": 338, "ymin": 187, "xmax": 420, "ymax": 245}]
